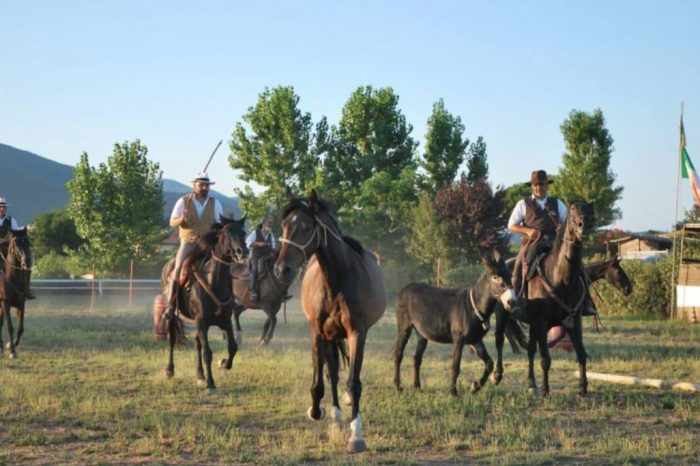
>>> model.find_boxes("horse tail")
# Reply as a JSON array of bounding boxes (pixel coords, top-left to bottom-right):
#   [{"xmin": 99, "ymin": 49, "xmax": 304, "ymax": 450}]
[
  {"xmin": 335, "ymin": 338, "xmax": 349, "ymax": 370},
  {"xmin": 504, "ymin": 318, "xmax": 528, "ymax": 350},
  {"xmin": 162, "ymin": 316, "xmax": 187, "ymax": 346}
]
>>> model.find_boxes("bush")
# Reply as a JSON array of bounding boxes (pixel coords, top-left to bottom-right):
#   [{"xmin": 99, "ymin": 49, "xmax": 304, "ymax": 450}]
[
  {"xmin": 593, "ymin": 258, "xmax": 673, "ymax": 318},
  {"xmin": 33, "ymin": 252, "xmax": 73, "ymax": 278},
  {"xmin": 442, "ymin": 263, "xmax": 484, "ymax": 289}
]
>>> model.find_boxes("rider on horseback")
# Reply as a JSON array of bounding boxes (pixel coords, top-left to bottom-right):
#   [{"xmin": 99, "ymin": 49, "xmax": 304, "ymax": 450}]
[
  {"xmin": 246, "ymin": 217, "xmax": 276, "ymax": 302},
  {"xmin": 507, "ymin": 170, "xmax": 597, "ymax": 320},
  {"xmin": 0, "ymin": 197, "xmax": 35, "ymax": 299},
  {"xmin": 163, "ymin": 173, "xmax": 223, "ymax": 319}
]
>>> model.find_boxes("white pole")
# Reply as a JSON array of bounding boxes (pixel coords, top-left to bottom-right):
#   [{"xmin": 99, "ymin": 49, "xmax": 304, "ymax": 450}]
[{"xmin": 670, "ymin": 103, "xmax": 684, "ymax": 319}]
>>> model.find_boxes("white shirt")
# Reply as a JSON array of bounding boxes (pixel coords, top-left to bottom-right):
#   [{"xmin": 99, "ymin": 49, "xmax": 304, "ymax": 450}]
[
  {"xmin": 0, "ymin": 215, "xmax": 20, "ymax": 230},
  {"xmin": 246, "ymin": 230, "xmax": 276, "ymax": 250},
  {"xmin": 507, "ymin": 196, "xmax": 568, "ymax": 229},
  {"xmin": 170, "ymin": 195, "xmax": 224, "ymax": 223}
]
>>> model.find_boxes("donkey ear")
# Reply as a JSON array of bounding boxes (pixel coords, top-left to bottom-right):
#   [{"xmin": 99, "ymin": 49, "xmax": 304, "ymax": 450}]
[{"xmin": 480, "ymin": 249, "xmax": 498, "ymax": 274}]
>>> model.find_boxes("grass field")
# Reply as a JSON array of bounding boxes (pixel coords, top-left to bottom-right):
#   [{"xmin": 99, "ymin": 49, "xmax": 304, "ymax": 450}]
[{"xmin": 0, "ymin": 294, "xmax": 698, "ymax": 465}]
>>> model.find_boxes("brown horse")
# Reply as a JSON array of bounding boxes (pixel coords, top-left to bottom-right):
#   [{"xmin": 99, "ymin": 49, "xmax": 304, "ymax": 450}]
[
  {"xmin": 274, "ymin": 190, "xmax": 386, "ymax": 453},
  {"xmin": 513, "ymin": 201, "xmax": 594, "ymax": 396},
  {"xmin": 160, "ymin": 217, "xmax": 248, "ymax": 392},
  {"xmin": 491, "ymin": 255, "xmax": 633, "ymax": 384},
  {"xmin": 231, "ymin": 250, "xmax": 294, "ymax": 345},
  {"xmin": 0, "ymin": 227, "xmax": 32, "ymax": 358}
]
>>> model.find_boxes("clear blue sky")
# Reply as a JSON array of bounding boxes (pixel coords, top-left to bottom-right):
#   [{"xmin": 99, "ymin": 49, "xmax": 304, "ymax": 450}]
[{"xmin": 2, "ymin": 0, "xmax": 699, "ymax": 231}]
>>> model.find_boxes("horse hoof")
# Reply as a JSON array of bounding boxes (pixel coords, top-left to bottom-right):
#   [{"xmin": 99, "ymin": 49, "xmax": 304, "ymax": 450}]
[
  {"xmin": 206, "ymin": 387, "xmax": 216, "ymax": 395},
  {"xmin": 470, "ymin": 381, "xmax": 481, "ymax": 393},
  {"xmin": 347, "ymin": 439, "xmax": 367, "ymax": 453},
  {"xmin": 165, "ymin": 369, "xmax": 174, "ymax": 379},
  {"xmin": 342, "ymin": 392, "xmax": 352, "ymax": 406},
  {"xmin": 307, "ymin": 406, "xmax": 326, "ymax": 421},
  {"xmin": 528, "ymin": 387, "xmax": 540, "ymax": 396},
  {"xmin": 197, "ymin": 378, "xmax": 207, "ymax": 387},
  {"xmin": 490, "ymin": 373, "xmax": 503, "ymax": 385},
  {"xmin": 8, "ymin": 352, "xmax": 17, "ymax": 360},
  {"xmin": 219, "ymin": 359, "xmax": 227, "ymax": 369},
  {"xmin": 5, "ymin": 342, "xmax": 10, "ymax": 350}
]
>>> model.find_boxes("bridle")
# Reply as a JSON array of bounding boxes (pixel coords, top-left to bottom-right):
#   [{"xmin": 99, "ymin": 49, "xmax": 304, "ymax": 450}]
[
  {"xmin": 211, "ymin": 223, "xmax": 247, "ymax": 266},
  {"xmin": 278, "ymin": 208, "xmax": 344, "ymax": 264},
  {"xmin": 0, "ymin": 237, "xmax": 31, "ymax": 272}
]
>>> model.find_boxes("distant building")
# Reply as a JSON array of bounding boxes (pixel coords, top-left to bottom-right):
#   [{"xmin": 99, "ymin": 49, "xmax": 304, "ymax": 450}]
[
  {"xmin": 606, "ymin": 233, "xmax": 672, "ymax": 261},
  {"xmin": 160, "ymin": 231, "xmax": 179, "ymax": 254}
]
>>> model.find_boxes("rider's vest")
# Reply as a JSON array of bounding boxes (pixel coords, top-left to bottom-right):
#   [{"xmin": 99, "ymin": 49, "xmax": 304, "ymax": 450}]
[
  {"xmin": 523, "ymin": 197, "xmax": 560, "ymax": 239},
  {"xmin": 178, "ymin": 194, "xmax": 216, "ymax": 243},
  {"xmin": 255, "ymin": 228, "xmax": 273, "ymax": 247},
  {"xmin": 0, "ymin": 216, "xmax": 13, "ymax": 245}
]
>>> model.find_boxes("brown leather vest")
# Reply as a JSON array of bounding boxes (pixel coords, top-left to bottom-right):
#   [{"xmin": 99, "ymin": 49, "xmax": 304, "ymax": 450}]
[
  {"xmin": 178, "ymin": 194, "xmax": 216, "ymax": 243},
  {"xmin": 523, "ymin": 197, "xmax": 560, "ymax": 239}
]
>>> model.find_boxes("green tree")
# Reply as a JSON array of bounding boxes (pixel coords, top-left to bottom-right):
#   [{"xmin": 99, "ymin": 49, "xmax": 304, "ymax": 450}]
[
  {"xmin": 229, "ymin": 86, "xmax": 319, "ymax": 220},
  {"xmin": 66, "ymin": 140, "xmax": 165, "ymax": 273},
  {"xmin": 406, "ymin": 192, "xmax": 455, "ymax": 279},
  {"xmin": 552, "ymin": 109, "xmax": 623, "ymax": 229},
  {"xmin": 503, "ymin": 181, "xmax": 532, "ymax": 215},
  {"xmin": 466, "ymin": 136, "xmax": 489, "ymax": 185},
  {"xmin": 322, "ymin": 86, "xmax": 418, "ymax": 208},
  {"xmin": 421, "ymin": 99, "xmax": 469, "ymax": 193},
  {"xmin": 30, "ymin": 210, "xmax": 84, "ymax": 259}
]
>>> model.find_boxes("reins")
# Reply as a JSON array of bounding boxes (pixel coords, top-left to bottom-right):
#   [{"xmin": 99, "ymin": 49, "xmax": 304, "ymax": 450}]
[
  {"xmin": 278, "ymin": 214, "xmax": 344, "ymax": 264},
  {"xmin": 468, "ymin": 289, "xmax": 490, "ymax": 331}
]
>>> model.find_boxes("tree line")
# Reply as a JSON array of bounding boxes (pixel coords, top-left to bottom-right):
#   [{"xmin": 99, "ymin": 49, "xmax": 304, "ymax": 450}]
[{"xmin": 30, "ymin": 85, "xmax": 623, "ymax": 287}]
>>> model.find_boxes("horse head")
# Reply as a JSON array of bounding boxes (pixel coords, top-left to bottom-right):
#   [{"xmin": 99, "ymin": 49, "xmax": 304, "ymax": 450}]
[
  {"xmin": 565, "ymin": 201, "xmax": 595, "ymax": 242},
  {"xmin": 217, "ymin": 215, "xmax": 249, "ymax": 264},
  {"xmin": 275, "ymin": 189, "xmax": 338, "ymax": 283},
  {"xmin": 607, "ymin": 256, "xmax": 632, "ymax": 296},
  {"xmin": 480, "ymin": 248, "xmax": 516, "ymax": 310},
  {"xmin": 8, "ymin": 227, "xmax": 32, "ymax": 271}
]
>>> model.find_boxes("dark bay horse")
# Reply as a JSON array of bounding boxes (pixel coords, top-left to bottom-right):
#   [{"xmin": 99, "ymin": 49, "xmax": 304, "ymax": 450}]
[
  {"xmin": 491, "ymin": 255, "xmax": 633, "ymax": 384},
  {"xmin": 514, "ymin": 201, "xmax": 594, "ymax": 396},
  {"xmin": 274, "ymin": 190, "xmax": 386, "ymax": 454},
  {"xmin": 393, "ymin": 250, "xmax": 516, "ymax": 396},
  {"xmin": 160, "ymin": 217, "xmax": 248, "ymax": 392},
  {"xmin": 0, "ymin": 228, "xmax": 32, "ymax": 358},
  {"xmin": 231, "ymin": 250, "xmax": 294, "ymax": 345}
]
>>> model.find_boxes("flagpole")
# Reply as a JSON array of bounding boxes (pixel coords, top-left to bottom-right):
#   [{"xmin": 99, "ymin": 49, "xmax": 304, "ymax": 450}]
[{"xmin": 670, "ymin": 102, "xmax": 684, "ymax": 319}]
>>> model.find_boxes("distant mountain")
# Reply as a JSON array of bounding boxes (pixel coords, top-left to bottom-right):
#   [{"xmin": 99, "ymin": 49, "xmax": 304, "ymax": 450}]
[{"xmin": 0, "ymin": 143, "xmax": 241, "ymax": 225}]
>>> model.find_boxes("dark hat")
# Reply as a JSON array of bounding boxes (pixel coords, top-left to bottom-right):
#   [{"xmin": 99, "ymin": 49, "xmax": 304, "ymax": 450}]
[{"xmin": 524, "ymin": 170, "xmax": 554, "ymax": 187}]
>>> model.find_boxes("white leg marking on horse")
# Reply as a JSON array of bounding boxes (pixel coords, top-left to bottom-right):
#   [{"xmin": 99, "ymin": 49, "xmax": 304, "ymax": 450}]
[
  {"xmin": 349, "ymin": 413, "xmax": 363, "ymax": 442},
  {"xmin": 331, "ymin": 406, "xmax": 344, "ymax": 425},
  {"xmin": 342, "ymin": 391, "xmax": 352, "ymax": 406}
]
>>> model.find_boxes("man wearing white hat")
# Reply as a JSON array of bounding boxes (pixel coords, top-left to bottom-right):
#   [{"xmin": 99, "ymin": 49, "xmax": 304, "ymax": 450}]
[
  {"xmin": 0, "ymin": 197, "xmax": 35, "ymax": 299},
  {"xmin": 163, "ymin": 173, "xmax": 224, "ymax": 318}
]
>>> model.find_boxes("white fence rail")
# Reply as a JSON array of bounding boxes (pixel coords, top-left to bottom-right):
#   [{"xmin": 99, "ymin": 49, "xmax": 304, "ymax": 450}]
[{"xmin": 33, "ymin": 279, "xmax": 161, "ymax": 297}]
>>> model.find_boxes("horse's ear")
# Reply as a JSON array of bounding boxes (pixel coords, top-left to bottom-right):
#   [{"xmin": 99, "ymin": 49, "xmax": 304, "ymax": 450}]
[
  {"xmin": 219, "ymin": 214, "xmax": 232, "ymax": 225},
  {"xmin": 309, "ymin": 189, "xmax": 320, "ymax": 209}
]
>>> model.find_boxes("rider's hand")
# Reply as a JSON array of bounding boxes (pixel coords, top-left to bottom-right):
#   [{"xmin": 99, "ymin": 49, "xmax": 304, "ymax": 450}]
[{"xmin": 528, "ymin": 229, "xmax": 541, "ymax": 242}]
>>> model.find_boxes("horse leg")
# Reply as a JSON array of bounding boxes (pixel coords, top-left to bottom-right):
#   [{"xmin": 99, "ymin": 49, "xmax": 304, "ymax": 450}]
[
  {"xmin": 413, "ymin": 334, "xmax": 428, "ymax": 390},
  {"xmin": 570, "ymin": 315, "xmax": 588, "ymax": 396},
  {"xmin": 535, "ymin": 325, "xmax": 551, "ymax": 397},
  {"xmin": 346, "ymin": 329, "xmax": 367, "ymax": 453},
  {"xmin": 196, "ymin": 319, "xmax": 216, "ymax": 391},
  {"xmin": 492, "ymin": 305, "xmax": 506, "ymax": 385},
  {"xmin": 2, "ymin": 301, "xmax": 16, "ymax": 359},
  {"xmin": 527, "ymin": 323, "xmax": 538, "ymax": 394},
  {"xmin": 13, "ymin": 306, "xmax": 24, "ymax": 347},
  {"xmin": 326, "ymin": 340, "xmax": 344, "ymax": 427},
  {"xmin": 165, "ymin": 318, "xmax": 176, "ymax": 378},
  {"xmin": 449, "ymin": 338, "xmax": 466, "ymax": 396},
  {"xmin": 233, "ymin": 305, "xmax": 243, "ymax": 345},
  {"xmin": 194, "ymin": 333, "xmax": 205, "ymax": 384},
  {"xmin": 219, "ymin": 316, "xmax": 238, "ymax": 370},
  {"xmin": 264, "ymin": 313, "xmax": 277, "ymax": 344},
  {"xmin": 393, "ymin": 323, "xmax": 413, "ymax": 391},
  {"xmin": 307, "ymin": 332, "xmax": 326, "ymax": 421},
  {"xmin": 472, "ymin": 340, "xmax": 494, "ymax": 393}
]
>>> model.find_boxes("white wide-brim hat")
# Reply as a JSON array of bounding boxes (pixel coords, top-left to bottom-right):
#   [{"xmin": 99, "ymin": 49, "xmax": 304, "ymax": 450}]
[
  {"xmin": 0, "ymin": 197, "xmax": 8, "ymax": 206},
  {"xmin": 191, "ymin": 172, "xmax": 215, "ymax": 184}
]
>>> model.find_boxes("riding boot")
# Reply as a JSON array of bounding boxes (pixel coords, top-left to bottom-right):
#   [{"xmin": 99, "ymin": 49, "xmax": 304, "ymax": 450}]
[
  {"xmin": 25, "ymin": 271, "xmax": 36, "ymax": 300},
  {"xmin": 508, "ymin": 261, "xmax": 528, "ymax": 321},
  {"xmin": 163, "ymin": 279, "xmax": 178, "ymax": 319},
  {"xmin": 581, "ymin": 293, "xmax": 598, "ymax": 317},
  {"xmin": 249, "ymin": 261, "xmax": 259, "ymax": 302}
]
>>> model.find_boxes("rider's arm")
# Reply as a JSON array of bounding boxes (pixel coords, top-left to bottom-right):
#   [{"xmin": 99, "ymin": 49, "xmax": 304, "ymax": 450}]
[
  {"xmin": 10, "ymin": 217, "xmax": 19, "ymax": 230},
  {"xmin": 169, "ymin": 198, "xmax": 186, "ymax": 228},
  {"xmin": 508, "ymin": 199, "xmax": 540, "ymax": 241}
]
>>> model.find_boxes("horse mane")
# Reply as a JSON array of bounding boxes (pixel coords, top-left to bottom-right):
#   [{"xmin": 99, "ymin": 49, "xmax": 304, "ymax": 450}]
[
  {"xmin": 190, "ymin": 226, "xmax": 221, "ymax": 261},
  {"xmin": 342, "ymin": 235, "xmax": 365, "ymax": 256}
]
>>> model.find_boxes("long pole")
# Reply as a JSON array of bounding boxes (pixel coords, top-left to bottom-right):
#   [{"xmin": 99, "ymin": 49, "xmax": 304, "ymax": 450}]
[
  {"xmin": 670, "ymin": 103, "xmax": 684, "ymax": 319},
  {"xmin": 184, "ymin": 140, "xmax": 224, "ymax": 212},
  {"xmin": 129, "ymin": 259, "xmax": 134, "ymax": 309}
]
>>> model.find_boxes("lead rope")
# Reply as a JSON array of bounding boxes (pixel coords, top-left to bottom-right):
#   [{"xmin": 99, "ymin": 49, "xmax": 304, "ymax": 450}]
[{"xmin": 469, "ymin": 289, "xmax": 490, "ymax": 331}]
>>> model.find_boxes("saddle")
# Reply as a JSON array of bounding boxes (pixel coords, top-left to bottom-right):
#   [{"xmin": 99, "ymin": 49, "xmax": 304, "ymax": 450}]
[{"xmin": 168, "ymin": 257, "xmax": 198, "ymax": 288}]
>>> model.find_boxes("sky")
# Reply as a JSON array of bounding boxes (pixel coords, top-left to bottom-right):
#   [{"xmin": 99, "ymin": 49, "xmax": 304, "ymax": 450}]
[{"xmin": 2, "ymin": 0, "xmax": 699, "ymax": 232}]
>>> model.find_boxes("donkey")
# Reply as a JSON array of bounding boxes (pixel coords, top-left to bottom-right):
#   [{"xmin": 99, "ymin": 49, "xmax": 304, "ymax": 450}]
[{"xmin": 393, "ymin": 250, "xmax": 516, "ymax": 396}]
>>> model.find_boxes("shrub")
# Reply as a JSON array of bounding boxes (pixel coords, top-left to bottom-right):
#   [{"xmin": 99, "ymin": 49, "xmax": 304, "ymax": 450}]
[
  {"xmin": 592, "ymin": 258, "xmax": 673, "ymax": 318},
  {"xmin": 33, "ymin": 252, "xmax": 73, "ymax": 278}
]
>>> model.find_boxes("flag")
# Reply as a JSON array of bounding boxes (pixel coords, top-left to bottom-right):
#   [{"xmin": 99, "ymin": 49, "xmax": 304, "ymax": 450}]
[{"xmin": 680, "ymin": 116, "xmax": 700, "ymax": 206}]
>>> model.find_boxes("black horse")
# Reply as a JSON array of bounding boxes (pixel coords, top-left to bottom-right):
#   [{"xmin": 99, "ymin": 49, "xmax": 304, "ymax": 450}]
[
  {"xmin": 0, "ymin": 227, "xmax": 32, "ymax": 358},
  {"xmin": 393, "ymin": 250, "xmax": 516, "ymax": 396},
  {"xmin": 231, "ymin": 250, "xmax": 294, "ymax": 345},
  {"xmin": 160, "ymin": 217, "xmax": 248, "ymax": 392},
  {"xmin": 512, "ymin": 201, "xmax": 595, "ymax": 396},
  {"xmin": 491, "ymin": 256, "xmax": 633, "ymax": 384}
]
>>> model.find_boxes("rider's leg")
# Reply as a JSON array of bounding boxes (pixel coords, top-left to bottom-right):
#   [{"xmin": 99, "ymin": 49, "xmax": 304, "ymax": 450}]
[
  {"xmin": 164, "ymin": 240, "xmax": 196, "ymax": 318},
  {"xmin": 249, "ymin": 249, "xmax": 260, "ymax": 302}
]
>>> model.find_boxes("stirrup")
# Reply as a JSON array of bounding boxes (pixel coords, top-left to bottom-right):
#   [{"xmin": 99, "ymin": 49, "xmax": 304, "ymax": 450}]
[{"xmin": 581, "ymin": 306, "xmax": 598, "ymax": 317}]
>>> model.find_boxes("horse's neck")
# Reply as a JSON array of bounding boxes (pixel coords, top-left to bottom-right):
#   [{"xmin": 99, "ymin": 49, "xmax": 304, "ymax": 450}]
[
  {"xmin": 585, "ymin": 262, "xmax": 608, "ymax": 283},
  {"xmin": 314, "ymin": 229, "xmax": 354, "ymax": 297},
  {"xmin": 548, "ymin": 229, "xmax": 583, "ymax": 287}
]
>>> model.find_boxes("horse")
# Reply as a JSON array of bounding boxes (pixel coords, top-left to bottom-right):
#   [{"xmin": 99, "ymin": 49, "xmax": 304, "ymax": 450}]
[
  {"xmin": 231, "ymin": 250, "xmax": 294, "ymax": 345},
  {"xmin": 393, "ymin": 249, "xmax": 516, "ymax": 397},
  {"xmin": 512, "ymin": 201, "xmax": 595, "ymax": 396},
  {"xmin": 491, "ymin": 255, "xmax": 633, "ymax": 384},
  {"xmin": 159, "ymin": 216, "xmax": 248, "ymax": 392},
  {"xmin": 274, "ymin": 190, "xmax": 386, "ymax": 454},
  {"xmin": 0, "ymin": 227, "xmax": 32, "ymax": 358}
]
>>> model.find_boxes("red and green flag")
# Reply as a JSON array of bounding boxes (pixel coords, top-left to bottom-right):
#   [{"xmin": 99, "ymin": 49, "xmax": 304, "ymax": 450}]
[{"xmin": 680, "ymin": 117, "xmax": 700, "ymax": 206}]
